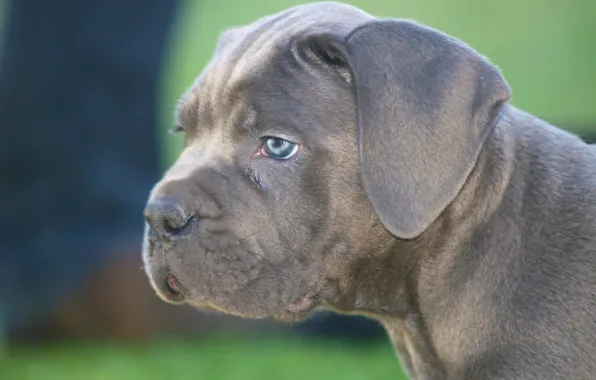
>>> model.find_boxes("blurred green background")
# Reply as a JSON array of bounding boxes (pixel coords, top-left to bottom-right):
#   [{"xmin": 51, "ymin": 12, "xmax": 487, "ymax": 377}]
[{"xmin": 2, "ymin": 1, "xmax": 595, "ymax": 379}]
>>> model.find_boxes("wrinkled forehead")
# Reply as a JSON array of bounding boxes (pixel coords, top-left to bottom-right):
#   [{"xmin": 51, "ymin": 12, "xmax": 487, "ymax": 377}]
[{"xmin": 175, "ymin": 3, "xmax": 373, "ymax": 129}]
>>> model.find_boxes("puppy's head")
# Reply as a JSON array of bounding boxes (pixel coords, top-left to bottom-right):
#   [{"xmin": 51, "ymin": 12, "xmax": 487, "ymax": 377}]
[{"xmin": 142, "ymin": 2, "xmax": 510, "ymax": 321}]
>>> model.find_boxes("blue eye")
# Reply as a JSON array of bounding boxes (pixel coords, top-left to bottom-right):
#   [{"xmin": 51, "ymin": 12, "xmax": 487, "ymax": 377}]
[{"xmin": 262, "ymin": 137, "xmax": 298, "ymax": 159}]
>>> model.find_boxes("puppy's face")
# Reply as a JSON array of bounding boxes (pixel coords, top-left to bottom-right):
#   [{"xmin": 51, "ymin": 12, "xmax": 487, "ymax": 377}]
[
  {"xmin": 143, "ymin": 3, "xmax": 511, "ymax": 321},
  {"xmin": 143, "ymin": 8, "xmax": 385, "ymax": 321}
]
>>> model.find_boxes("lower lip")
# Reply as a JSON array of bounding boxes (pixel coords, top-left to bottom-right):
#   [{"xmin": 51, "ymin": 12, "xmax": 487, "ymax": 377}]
[{"xmin": 167, "ymin": 274, "xmax": 181, "ymax": 294}]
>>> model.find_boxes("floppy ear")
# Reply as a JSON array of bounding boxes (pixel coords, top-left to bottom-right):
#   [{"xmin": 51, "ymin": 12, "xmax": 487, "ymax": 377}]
[{"xmin": 298, "ymin": 19, "xmax": 511, "ymax": 239}]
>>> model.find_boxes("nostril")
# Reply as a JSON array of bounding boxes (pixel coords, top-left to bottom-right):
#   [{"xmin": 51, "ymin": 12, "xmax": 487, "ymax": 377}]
[
  {"xmin": 163, "ymin": 215, "xmax": 195, "ymax": 238},
  {"xmin": 144, "ymin": 196, "xmax": 196, "ymax": 241}
]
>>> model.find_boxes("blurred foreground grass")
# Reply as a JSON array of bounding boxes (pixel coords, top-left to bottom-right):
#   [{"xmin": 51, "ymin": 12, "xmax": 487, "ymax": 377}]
[{"xmin": 1, "ymin": 335, "xmax": 406, "ymax": 380}]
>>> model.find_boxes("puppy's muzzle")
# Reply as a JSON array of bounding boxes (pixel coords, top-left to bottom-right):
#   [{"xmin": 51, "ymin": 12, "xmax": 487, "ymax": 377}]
[
  {"xmin": 143, "ymin": 196, "xmax": 195, "ymax": 242},
  {"xmin": 143, "ymin": 196, "xmax": 195, "ymax": 303}
]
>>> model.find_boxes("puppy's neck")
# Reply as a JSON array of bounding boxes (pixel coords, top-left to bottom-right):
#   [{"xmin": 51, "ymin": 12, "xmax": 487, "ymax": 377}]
[
  {"xmin": 325, "ymin": 117, "xmax": 519, "ymax": 379},
  {"xmin": 327, "ymin": 115, "xmax": 518, "ymax": 319}
]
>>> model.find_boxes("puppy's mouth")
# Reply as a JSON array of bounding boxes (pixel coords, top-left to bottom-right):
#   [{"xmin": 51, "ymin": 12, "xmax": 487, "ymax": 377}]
[
  {"xmin": 154, "ymin": 272, "xmax": 186, "ymax": 304},
  {"xmin": 144, "ymin": 258, "xmax": 188, "ymax": 304},
  {"xmin": 166, "ymin": 274, "xmax": 182, "ymax": 295},
  {"xmin": 144, "ymin": 230, "xmax": 320, "ymax": 320}
]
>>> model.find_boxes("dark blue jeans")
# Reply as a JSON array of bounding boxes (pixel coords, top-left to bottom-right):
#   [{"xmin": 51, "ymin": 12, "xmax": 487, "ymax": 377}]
[{"xmin": 0, "ymin": 0, "xmax": 179, "ymax": 335}]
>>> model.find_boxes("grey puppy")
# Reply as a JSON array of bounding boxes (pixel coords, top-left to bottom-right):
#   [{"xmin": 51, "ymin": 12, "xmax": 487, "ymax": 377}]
[{"xmin": 142, "ymin": 2, "xmax": 596, "ymax": 379}]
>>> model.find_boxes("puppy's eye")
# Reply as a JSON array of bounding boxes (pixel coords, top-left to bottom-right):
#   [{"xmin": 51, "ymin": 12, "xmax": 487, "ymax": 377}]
[{"xmin": 260, "ymin": 137, "xmax": 298, "ymax": 159}]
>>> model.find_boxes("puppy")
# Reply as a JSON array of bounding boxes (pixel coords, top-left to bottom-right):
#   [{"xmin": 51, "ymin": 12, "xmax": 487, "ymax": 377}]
[{"xmin": 143, "ymin": 3, "xmax": 596, "ymax": 379}]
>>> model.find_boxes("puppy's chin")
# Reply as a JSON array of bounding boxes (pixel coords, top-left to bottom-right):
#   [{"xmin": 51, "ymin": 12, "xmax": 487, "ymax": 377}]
[
  {"xmin": 274, "ymin": 308, "xmax": 317, "ymax": 324},
  {"xmin": 182, "ymin": 298, "xmax": 264, "ymax": 319},
  {"xmin": 184, "ymin": 294, "xmax": 319, "ymax": 322},
  {"xmin": 272, "ymin": 295, "xmax": 319, "ymax": 323}
]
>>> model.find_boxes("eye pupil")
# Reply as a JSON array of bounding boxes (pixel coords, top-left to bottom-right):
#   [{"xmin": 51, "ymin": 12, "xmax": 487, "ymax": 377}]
[{"xmin": 263, "ymin": 137, "xmax": 298, "ymax": 159}]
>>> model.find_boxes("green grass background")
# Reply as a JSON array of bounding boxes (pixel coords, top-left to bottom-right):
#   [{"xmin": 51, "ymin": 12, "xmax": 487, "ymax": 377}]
[
  {"xmin": 2, "ymin": 1, "xmax": 596, "ymax": 379},
  {"xmin": 2, "ymin": 336, "xmax": 406, "ymax": 380}
]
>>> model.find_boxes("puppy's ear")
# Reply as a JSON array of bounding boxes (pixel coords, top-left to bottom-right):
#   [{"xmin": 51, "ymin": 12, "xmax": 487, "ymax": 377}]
[{"xmin": 299, "ymin": 20, "xmax": 511, "ymax": 239}]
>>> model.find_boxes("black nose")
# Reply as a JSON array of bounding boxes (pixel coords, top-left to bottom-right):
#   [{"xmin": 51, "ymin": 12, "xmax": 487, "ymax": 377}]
[{"xmin": 144, "ymin": 197, "xmax": 195, "ymax": 241}]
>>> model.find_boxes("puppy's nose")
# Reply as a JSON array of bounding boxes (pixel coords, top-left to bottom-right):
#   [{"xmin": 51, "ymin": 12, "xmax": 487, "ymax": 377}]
[{"xmin": 144, "ymin": 197, "xmax": 195, "ymax": 241}]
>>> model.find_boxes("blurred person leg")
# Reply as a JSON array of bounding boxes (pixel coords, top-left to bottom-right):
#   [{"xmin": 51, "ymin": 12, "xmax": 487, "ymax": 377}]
[{"xmin": 0, "ymin": 0, "xmax": 217, "ymax": 342}]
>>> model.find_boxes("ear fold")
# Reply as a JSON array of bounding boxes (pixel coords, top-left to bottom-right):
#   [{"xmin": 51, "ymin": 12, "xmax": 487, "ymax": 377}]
[{"xmin": 301, "ymin": 20, "xmax": 511, "ymax": 239}]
